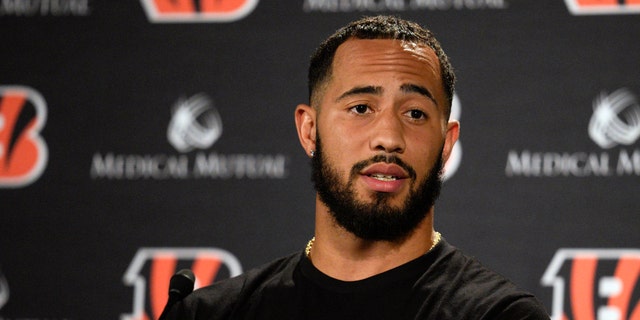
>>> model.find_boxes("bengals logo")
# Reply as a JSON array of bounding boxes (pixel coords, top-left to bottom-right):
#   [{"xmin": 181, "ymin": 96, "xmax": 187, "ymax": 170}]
[
  {"xmin": 0, "ymin": 86, "xmax": 48, "ymax": 188},
  {"xmin": 542, "ymin": 249, "xmax": 640, "ymax": 320},
  {"xmin": 140, "ymin": 0, "xmax": 259, "ymax": 23},
  {"xmin": 565, "ymin": 0, "xmax": 640, "ymax": 15},
  {"xmin": 122, "ymin": 248, "xmax": 242, "ymax": 320}
]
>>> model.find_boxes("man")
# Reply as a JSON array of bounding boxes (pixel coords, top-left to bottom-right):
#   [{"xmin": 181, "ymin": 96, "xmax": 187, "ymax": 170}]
[{"xmin": 165, "ymin": 15, "xmax": 549, "ymax": 319}]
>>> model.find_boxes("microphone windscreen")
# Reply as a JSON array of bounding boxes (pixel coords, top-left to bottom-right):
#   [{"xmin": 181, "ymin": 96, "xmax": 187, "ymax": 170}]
[{"xmin": 169, "ymin": 269, "xmax": 195, "ymax": 298}]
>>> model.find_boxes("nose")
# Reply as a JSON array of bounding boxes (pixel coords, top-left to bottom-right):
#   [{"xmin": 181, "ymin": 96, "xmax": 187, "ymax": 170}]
[{"xmin": 369, "ymin": 110, "xmax": 405, "ymax": 154}]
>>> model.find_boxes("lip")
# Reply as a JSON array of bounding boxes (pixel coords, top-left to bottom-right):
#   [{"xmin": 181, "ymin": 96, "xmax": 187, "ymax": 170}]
[
  {"xmin": 361, "ymin": 163, "xmax": 409, "ymax": 178},
  {"xmin": 359, "ymin": 163, "xmax": 409, "ymax": 193}
]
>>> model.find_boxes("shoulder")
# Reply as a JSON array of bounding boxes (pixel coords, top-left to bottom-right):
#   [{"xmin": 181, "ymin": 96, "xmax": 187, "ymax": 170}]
[
  {"xmin": 490, "ymin": 296, "xmax": 550, "ymax": 320},
  {"xmin": 165, "ymin": 252, "xmax": 302, "ymax": 320},
  {"xmin": 422, "ymin": 241, "xmax": 549, "ymax": 319}
]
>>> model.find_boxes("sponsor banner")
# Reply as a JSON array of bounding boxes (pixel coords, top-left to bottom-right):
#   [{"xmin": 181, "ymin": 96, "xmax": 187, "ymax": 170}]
[
  {"xmin": 303, "ymin": 0, "xmax": 508, "ymax": 12},
  {"xmin": 565, "ymin": 0, "xmax": 640, "ymax": 15},
  {"xmin": 2, "ymin": 1, "xmax": 639, "ymax": 318},
  {"xmin": 506, "ymin": 88, "xmax": 640, "ymax": 178},
  {"xmin": 122, "ymin": 247, "xmax": 242, "ymax": 320},
  {"xmin": 140, "ymin": 0, "xmax": 259, "ymax": 23},
  {"xmin": 542, "ymin": 249, "xmax": 640, "ymax": 320},
  {"xmin": 0, "ymin": 86, "xmax": 48, "ymax": 188},
  {"xmin": 90, "ymin": 93, "xmax": 289, "ymax": 180}
]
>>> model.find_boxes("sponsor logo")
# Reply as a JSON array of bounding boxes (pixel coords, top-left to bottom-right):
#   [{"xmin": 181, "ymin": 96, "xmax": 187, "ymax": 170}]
[
  {"xmin": 140, "ymin": 0, "xmax": 259, "ymax": 23},
  {"xmin": 542, "ymin": 248, "xmax": 640, "ymax": 320},
  {"xmin": 565, "ymin": 0, "xmax": 640, "ymax": 15},
  {"xmin": 122, "ymin": 247, "xmax": 242, "ymax": 320},
  {"xmin": 589, "ymin": 88, "xmax": 640, "ymax": 149},
  {"xmin": 443, "ymin": 94, "xmax": 462, "ymax": 181},
  {"xmin": 167, "ymin": 94, "xmax": 222, "ymax": 153},
  {"xmin": 90, "ymin": 93, "xmax": 288, "ymax": 180},
  {"xmin": 506, "ymin": 88, "xmax": 640, "ymax": 177},
  {"xmin": 0, "ymin": 267, "xmax": 8, "ymax": 311},
  {"xmin": 0, "ymin": 86, "xmax": 48, "ymax": 188},
  {"xmin": 0, "ymin": 0, "xmax": 91, "ymax": 16},
  {"xmin": 303, "ymin": 0, "xmax": 508, "ymax": 12}
]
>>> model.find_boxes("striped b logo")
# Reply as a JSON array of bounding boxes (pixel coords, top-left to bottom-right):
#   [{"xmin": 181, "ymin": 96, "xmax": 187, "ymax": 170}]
[
  {"xmin": 140, "ymin": 0, "xmax": 259, "ymax": 22},
  {"xmin": 542, "ymin": 249, "xmax": 640, "ymax": 320},
  {"xmin": 565, "ymin": 0, "xmax": 640, "ymax": 15},
  {"xmin": 122, "ymin": 248, "xmax": 242, "ymax": 320},
  {"xmin": 0, "ymin": 86, "xmax": 48, "ymax": 188}
]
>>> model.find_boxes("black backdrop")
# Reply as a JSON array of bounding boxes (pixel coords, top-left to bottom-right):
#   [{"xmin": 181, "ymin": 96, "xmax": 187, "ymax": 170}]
[{"xmin": 1, "ymin": 1, "xmax": 639, "ymax": 319}]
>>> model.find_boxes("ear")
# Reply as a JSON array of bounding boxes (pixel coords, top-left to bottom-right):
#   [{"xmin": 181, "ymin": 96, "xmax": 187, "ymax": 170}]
[
  {"xmin": 442, "ymin": 120, "xmax": 460, "ymax": 163},
  {"xmin": 295, "ymin": 104, "xmax": 317, "ymax": 157}
]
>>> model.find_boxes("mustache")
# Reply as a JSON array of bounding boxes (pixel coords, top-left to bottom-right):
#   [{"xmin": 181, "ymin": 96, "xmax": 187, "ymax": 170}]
[{"xmin": 350, "ymin": 154, "xmax": 417, "ymax": 180}]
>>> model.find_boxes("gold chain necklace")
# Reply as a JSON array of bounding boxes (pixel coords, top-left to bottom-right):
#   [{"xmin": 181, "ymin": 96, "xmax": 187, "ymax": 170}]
[{"xmin": 305, "ymin": 231, "xmax": 442, "ymax": 258}]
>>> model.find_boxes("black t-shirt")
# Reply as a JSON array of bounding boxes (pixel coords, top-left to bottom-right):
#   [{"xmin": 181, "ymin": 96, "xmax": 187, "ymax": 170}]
[{"xmin": 167, "ymin": 240, "xmax": 548, "ymax": 319}]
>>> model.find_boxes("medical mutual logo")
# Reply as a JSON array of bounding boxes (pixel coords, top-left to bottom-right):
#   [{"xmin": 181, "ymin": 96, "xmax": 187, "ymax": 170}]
[
  {"xmin": 303, "ymin": 0, "xmax": 507, "ymax": 12},
  {"xmin": 0, "ymin": 0, "xmax": 91, "ymax": 16},
  {"xmin": 565, "ymin": 0, "xmax": 640, "ymax": 15},
  {"xmin": 0, "ymin": 86, "xmax": 48, "ymax": 188},
  {"xmin": 90, "ymin": 93, "xmax": 288, "ymax": 180},
  {"xmin": 542, "ymin": 249, "xmax": 640, "ymax": 320},
  {"xmin": 140, "ymin": 0, "xmax": 259, "ymax": 23},
  {"xmin": 506, "ymin": 87, "xmax": 640, "ymax": 178}
]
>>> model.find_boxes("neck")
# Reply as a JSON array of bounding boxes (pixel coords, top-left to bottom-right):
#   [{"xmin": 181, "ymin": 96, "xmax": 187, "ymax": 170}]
[{"xmin": 309, "ymin": 200, "xmax": 438, "ymax": 281}]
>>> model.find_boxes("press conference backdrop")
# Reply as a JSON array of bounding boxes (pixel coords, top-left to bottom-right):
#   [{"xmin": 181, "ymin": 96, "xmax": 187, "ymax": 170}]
[{"xmin": 1, "ymin": 1, "xmax": 639, "ymax": 319}]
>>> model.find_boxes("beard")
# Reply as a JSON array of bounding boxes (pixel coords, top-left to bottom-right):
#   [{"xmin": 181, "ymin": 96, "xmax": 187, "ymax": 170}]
[{"xmin": 311, "ymin": 136, "xmax": 444, "ymax": 241}]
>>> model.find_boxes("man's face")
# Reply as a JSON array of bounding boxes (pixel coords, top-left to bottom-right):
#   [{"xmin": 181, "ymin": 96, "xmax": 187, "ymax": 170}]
[
  {"xmin": 312, "ymin": 135, "xmax": 444, "ymax": 240},
  {"xmin": 310, "ymin": 38, "xmax": 459, "ymax": 241}
]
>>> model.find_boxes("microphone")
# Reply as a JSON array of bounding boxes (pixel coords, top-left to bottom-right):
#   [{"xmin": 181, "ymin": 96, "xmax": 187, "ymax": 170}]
[{"xmin": 158, "ymin": 269, "xmax": 195, "ymax": 320}]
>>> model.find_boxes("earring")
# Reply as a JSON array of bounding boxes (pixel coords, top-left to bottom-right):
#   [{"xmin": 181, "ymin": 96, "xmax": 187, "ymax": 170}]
[{"xmin": 310, "ymin": 150, "xmax": 315, "ymax": 157}]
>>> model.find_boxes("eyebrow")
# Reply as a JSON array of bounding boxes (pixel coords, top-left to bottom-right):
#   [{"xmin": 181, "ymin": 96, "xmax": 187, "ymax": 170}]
[
  {"xmin": 335, "ymin": 84, "xmax": 438, "ymax": 107},
  {"xmin": 400, "ymin": 84, "xmax": 437, "ymax": 105},
  {"xmin": 335, "ymin": 86, "xmax": 382, "ymax": 103}
]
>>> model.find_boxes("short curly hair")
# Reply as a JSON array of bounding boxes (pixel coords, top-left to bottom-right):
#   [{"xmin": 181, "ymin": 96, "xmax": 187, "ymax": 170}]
[{"xmin": 308, "ymin": 15, "xmax": 456, "ymax": 117}]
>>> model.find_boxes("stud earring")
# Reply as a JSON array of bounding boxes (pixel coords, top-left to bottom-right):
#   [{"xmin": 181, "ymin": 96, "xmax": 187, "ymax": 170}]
[{"xmin": 310, "ymin": 150, "xmax": 315, "ymax": 157}]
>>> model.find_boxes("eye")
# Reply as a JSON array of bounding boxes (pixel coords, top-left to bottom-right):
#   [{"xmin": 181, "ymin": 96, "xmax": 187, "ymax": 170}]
[
  {"xmin": 406, "ymin": 109, "xmax": 427, "ymax": 120},
  {"xmin": 349, "ymin": 104, "xmax": 370, "ymax": 114}
]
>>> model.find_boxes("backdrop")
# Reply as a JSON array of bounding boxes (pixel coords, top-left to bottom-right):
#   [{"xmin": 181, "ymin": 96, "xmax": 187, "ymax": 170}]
[{"xmin": 1, "ymin": 1, "xmax": 639, "ymax": 319}]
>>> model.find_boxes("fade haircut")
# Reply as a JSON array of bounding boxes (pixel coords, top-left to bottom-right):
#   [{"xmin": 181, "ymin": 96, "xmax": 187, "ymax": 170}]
[{"xmin": 308, "ymin": 15, "xmax": 456, "ymax": 117}]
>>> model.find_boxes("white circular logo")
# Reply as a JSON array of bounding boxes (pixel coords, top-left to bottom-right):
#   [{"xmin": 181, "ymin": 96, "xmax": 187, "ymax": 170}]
[
  {"xmin": 588, "ymin": 88, "xmax": 640, "ymax": 149},
  {"xmin": 167, "ymin": 93, "xmax": 223, "ymax": 153}
]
